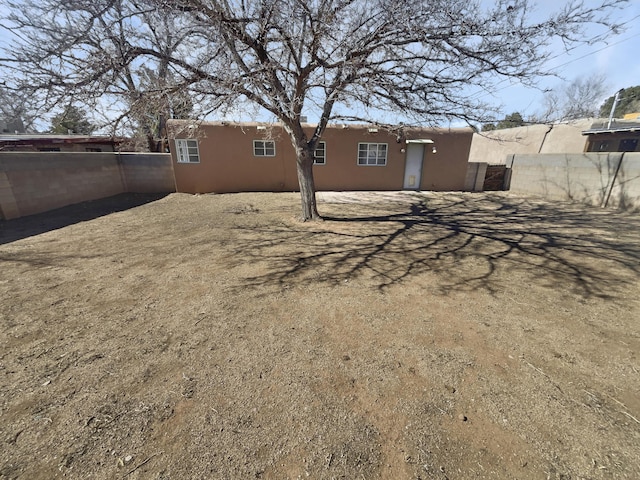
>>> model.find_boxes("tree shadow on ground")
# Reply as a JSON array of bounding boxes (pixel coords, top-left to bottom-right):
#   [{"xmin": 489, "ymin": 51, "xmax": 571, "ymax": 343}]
[
  {"xmin": 0, "ymin": 193, "xmax": 169, "ymax": 245},
  {"xmin": 230, "ymin": 193, "xmax": 640, "ymax": 299}
]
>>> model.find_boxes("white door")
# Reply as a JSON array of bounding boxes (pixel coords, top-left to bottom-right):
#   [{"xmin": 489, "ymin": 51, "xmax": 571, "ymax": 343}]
[{"xmin": 403, "ymin": 143, "xmax": 424, "ymax": 189}]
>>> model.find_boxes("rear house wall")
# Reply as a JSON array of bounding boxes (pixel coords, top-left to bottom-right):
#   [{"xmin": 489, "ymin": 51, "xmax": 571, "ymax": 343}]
[{"xmin": 169, "ymin": 122, "xmax": 474, "ymax": 194}]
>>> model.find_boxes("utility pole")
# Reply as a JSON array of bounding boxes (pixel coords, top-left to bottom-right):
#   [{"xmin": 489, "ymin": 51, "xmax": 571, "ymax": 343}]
[{"xmin": 607, "ymin": 89, "xmax": 623, "ymax": 129}]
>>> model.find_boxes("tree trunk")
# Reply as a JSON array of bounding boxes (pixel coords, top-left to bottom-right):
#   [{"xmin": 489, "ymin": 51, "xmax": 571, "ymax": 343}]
[
  {"xmin": 296, "ymin": 147, "xmax": 321, "ymax": 221},
  {"xmin": 146, "ymin": 133, "xmax": 159, "ymax": 152}
]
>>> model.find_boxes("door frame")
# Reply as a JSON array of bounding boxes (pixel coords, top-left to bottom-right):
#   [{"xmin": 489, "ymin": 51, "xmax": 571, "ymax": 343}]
[{"xmin": 403, "ymin": 139, "xmax": 433, "ymax": 190}]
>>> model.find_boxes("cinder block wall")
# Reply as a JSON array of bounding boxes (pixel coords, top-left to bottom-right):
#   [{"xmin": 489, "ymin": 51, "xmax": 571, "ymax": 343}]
[
  {"xmin": 609, "ymin": 154, "xmax": 640, "ymax": 210},
  {"xmin": 509, "ymin": 152, "xmax": 640, "ymax": 210},
  {"xmin": 119, "ymin": 153, "xmax": 176, "ymax": 193},
  {"xmin": 464, "ymin": 162, "xmax": 488, "ymax": 191},
  {"xmin": 0, "ymin": 153, "xmax": 125, "ymax": 219},
  {"xmin": 0, "ymin": 152, "xmax": 175, "ymax": 220}
]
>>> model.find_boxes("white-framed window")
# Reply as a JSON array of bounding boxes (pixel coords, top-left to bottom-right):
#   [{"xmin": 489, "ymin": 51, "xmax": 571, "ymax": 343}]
[
  {"xmin": 253, "ymin": 140, "xmax": 276, "ymax": 156},
  {"xmin": 175, "ymin": 139, "xmax": 200, "ymax": 163},
  {"xmin": 313, "ymin": 141, "xmax": 326, "ymax": 165},
  {"xmin": 358, "ymin": 142, "xmax": 387, "ymax": 166}
]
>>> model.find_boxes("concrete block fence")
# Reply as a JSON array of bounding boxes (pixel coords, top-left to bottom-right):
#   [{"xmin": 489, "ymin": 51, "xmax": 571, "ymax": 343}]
[
  {"xmin": 508, "ymin": 152, "xmax": 640, "ymax": 210},
  {"xmin": 0, "ymin": 152, "xmax": 175, "ymax": 220}
]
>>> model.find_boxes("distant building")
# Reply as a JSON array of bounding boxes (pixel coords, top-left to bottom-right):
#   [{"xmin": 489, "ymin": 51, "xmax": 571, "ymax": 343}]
[
  {"xmin": 582, "ymin": 119, "xmax": 640, "ymax": 153},
  {"xmin": 468, "ymin": 120, "xmax": 593, "ymax": 165},
  {"xmin": 0, "ymin": 134, "xmax": 120, "ymax": 152}
]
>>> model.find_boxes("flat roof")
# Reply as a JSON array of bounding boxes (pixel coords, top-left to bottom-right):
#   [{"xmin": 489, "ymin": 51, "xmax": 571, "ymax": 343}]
[
  {"xmin": 166, "ymin": 119, "xmax": 473, "ymax": 133},
  {"xmin": 582, "ymin": 127, "xmax": 640, "ymax": 135},
  {"xmin": 0, "ymin": 134, "xmax": 119, "ymax": 143},
  {"xmin": 582, "ymin": 120, "xmax": 640, "ymax": 136}
]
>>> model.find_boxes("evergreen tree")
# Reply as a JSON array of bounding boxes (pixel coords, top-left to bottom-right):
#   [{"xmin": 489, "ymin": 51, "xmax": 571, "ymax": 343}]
[
  {"xmin": 49, "ymin": 105, "xmax": 94, "ymax": 135},
  {"xmin": 599, "ymin": 86, "xmax": 640, "ymax": 118},
  {"xmin": 481, "ymin": 112, "xmax": 526, "ymax": 131}
]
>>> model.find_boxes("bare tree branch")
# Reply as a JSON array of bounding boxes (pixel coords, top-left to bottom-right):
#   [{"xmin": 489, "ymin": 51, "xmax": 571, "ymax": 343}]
[{"xmin": 0, "ymin": 0, "xmax": 628, "ymax": 217}]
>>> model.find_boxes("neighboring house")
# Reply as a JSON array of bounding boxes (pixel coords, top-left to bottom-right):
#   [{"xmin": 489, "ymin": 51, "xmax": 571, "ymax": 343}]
[
  {"xmin": 167, "ymin": 120, "xmax": 474, "ymax": 194},
  {"xmin": 582, "ymin": 119, "xmax": 640, "ymax": 153},
  {"xmin": 468, "ymin": 119, "xmax": 594, "ymax": 165},
  {"xmin": 464, "ymin": 120, "xmax": 596, "ymax": 192},
  {"xmin": 0, "ymin": 134, "xmax": 119, "ymax": 152},
  {"xmin": 465, "ymin": 119, "xmax": 640, "ymax": 207}
]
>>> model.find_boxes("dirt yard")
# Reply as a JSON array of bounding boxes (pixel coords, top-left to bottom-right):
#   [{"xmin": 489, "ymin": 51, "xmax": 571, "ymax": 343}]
[{"xmin": 1, "ymin": 191, "xmax": 639, "ymax": 479}]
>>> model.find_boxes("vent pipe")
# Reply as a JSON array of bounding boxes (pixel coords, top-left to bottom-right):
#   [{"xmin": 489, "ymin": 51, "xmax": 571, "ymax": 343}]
[{"xmin": 607, "ymin": 90, "xmax": 623, "ymax": 129}]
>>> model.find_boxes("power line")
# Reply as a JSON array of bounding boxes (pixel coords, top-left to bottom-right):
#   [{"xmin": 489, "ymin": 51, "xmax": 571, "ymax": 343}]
[
  {"xmin": 469, "ymin": 18, "xmax": 640, "ymax": 101},
  {"xmin": 547, "ymin": 31, "xmax": 640, "ymax": 74}
]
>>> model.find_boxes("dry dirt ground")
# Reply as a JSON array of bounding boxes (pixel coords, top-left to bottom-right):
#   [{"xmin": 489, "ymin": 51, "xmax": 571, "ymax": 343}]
[{"xmin": 1, "ymin": 191, "xmax": 639, "ymax": 480}]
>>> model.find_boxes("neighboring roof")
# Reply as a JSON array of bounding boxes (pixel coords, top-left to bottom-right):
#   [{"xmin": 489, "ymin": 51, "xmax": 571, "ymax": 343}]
[
  {"xmin": 582, "ymin": 119, "xmax": 640, "ymax": 136},
  {"xmin": 0, "ymin": 134, "xmax": 119, "ymax": 144}
]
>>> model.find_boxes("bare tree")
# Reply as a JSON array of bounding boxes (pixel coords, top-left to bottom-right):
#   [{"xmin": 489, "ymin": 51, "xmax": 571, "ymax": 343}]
[
  {"xmin": 535, "ymin": 75, "xmax": 609, "ymax": 123},
  {"xmin": 1, "ymin": 0, "xmax": 626, "ymax": 219},
  {"xmin": 2, "ymin": 0, "xmax": 200, "ymax": 150},
  {"xmin": 0, "ymin": 85, "xmax": 41, "ymax": 133},
  {"xmin": 127, "ymin": 67, "xmax": 195, "ymax": 151}
]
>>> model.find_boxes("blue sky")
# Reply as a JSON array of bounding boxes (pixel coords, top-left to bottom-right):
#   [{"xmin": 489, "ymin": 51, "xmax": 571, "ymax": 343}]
[
  {"xmin": 1, "ymin": 0, "xmax": 639, "ymax": 126},
  {"xmin": 476, "ymin": 0, "xmax": 640, "ymax": 120}
]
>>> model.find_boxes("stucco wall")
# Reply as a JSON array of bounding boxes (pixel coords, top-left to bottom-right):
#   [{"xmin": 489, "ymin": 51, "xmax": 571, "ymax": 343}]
[
  {"xmin": 509, "ymin": 152, "xmax": 640, "ymax": 210},
  {"xmin": 312, "ymin": 126, "xmax": 405, "ymax": 191},
  {"xmin": 169, "ymin": 122, "xmax": 474, "ymax": 194},
  {"xmin": 468, "ymin": 120, "xmax": 593, "ymax": 164},
  {"xmin": 0, "ymin": 153, "xmax": 174, "ymax": 220},
  {"xmin": 419, "ymin": 129, "xmax": 474, "ymax": 190}
]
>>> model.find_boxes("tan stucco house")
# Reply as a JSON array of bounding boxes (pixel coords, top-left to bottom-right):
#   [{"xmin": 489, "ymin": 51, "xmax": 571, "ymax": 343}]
[{"xmin": 167, "ymin": 120, "xmax": 474, "ymax": 194}]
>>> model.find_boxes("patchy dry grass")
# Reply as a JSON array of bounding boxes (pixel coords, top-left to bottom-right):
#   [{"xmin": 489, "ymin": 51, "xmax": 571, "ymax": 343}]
[{"xmin": 1, "ymin": 191, "xmax": 639, "ymax": 479}]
